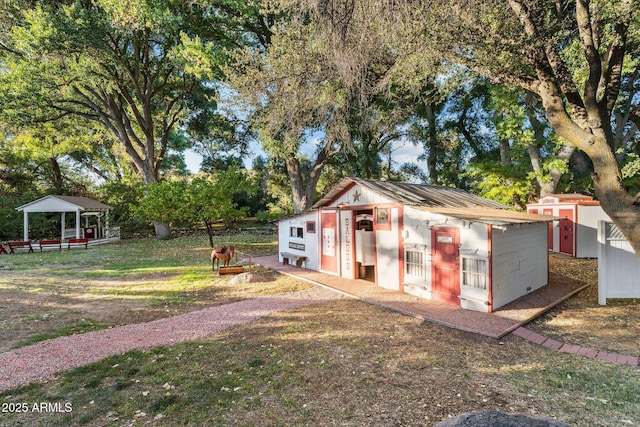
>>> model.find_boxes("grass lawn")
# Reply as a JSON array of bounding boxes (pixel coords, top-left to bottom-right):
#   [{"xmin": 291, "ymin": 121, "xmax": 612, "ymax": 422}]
[{"xmin": 0, "ymin": 234, "xmax": 638, "ymax": 426}]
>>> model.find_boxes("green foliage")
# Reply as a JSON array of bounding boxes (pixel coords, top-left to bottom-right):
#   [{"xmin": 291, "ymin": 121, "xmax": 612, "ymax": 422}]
[
  {"xmin": 255, "ymin": 207, "xmax": 286, "ymax": 223},
  {"xmin": 465, "ymin": 161, "xmax": 532, "ymax": 208},
  {"xmin": 134, "ymin": 168, "xmax": 256, "ymax": 232},
  {"xmin": 185, "ymin": 170, "xmax": 256, "ymax": 228},
  {"xmin": 96, "ymin": 180, "xmax": 149, "ymax": 236},
  {"xmin": 620, "ymin": 152, "xmax": 640, "ymax": 195},
  {"xmin": 134, "ymin": 180, "xmax": 188, "ymax": 225},
  {"xmin": 0, "ymin": 1, "xmax": 221, "ymax": 187},
  {"xmin": 621, "ymin": 153, "xmax": 640, "ymax": 180}
]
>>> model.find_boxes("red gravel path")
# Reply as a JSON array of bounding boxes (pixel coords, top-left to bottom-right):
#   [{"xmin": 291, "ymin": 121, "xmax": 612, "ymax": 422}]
[{"xmin": 0, "ymin": 288, "xmax": 340, "ymax": 392}]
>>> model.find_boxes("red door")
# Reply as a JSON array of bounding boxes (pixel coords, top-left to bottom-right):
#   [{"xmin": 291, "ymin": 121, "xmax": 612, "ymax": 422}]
[
  {"xmin": 320, "ymin": 211, "xmax": 338, "ymax": 273},
  {"xmin": 432, "ymin": 227, "xmax": 460, "ymax": 305},
  {"xmin": 543, "ymin": 209, "xmax": 553, "ymax": 250},
  {"xmin": 559, "ymin": 208, "xmax": 574, "ymax": 256}
]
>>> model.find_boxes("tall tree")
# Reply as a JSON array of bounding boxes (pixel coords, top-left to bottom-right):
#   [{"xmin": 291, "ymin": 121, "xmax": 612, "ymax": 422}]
[
  {"xmin": 1, "ymin": 1, "xmax": 206, "ymax": 236},
  {"xmin": 228, "ymin": 19, "xmax": 351, "ymax": 213},
  {"xmin": 299, "ymin": 0, "xmax": 640, "ymax": 258},
  {"xmin": 0, "ymin": 0, "xmax": 265, "ymax": 237}
]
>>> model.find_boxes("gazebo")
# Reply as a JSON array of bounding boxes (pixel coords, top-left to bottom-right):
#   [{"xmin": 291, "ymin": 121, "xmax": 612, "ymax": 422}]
[{"xmin": 16, "ymin": 195, "xmax": 112, "ymax": 241}]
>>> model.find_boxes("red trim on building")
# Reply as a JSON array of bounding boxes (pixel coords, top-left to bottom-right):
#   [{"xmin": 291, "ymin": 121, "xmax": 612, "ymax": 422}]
[
  {"xmin": 374, "ymin": 207, "xmax": 392, "ymax": 231},
  {"xmin": 573, "ymin": 205, "xmax": 578, "ymax": 257},
  {"xmin": 306, "ymin": 221, "xmax": 316, "ymax": 233},
  {"xmin": 325, "ymin": 182, "xmax": 357, "ymax": 206}
]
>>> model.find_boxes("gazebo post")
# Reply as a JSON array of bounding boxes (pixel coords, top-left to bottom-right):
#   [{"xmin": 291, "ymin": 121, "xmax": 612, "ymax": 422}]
[
  {"xmin": 23, "ymin": 211, "xmax": 29, "ymax": 241},
  {"xmin": 75, "ymin": 209, "xmax": 81, "ymax": 239},
  {"xmin": 61, "ymin": 212, "xmax": 66, "ymax": 240},
  {"xmin": 105, "ymin": 210, "xmax": 110, "ymax": 239}
]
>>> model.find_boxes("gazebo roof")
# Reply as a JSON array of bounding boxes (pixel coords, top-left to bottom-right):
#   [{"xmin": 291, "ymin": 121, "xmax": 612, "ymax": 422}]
[{"xmin": 16, "ymin": 195, "xmax": 112, "ymax": 213}]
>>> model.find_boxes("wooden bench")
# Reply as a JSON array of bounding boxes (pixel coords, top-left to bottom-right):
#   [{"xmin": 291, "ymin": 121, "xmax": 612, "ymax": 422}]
[
  {"xmin": 8, "ymin": 241, "xmax": 34, "ymax": 254},
  {"xmin": 0, "ymin": 243, "xmax": 8, "ymax": 254},
  {"xmin": 280, "ymin": 251, "xmax": 307, "ymax": 268},
  {"xmin": 67, "ymin": 238, "xmax": 89, "ymax": 249},
  {"xmin": 39, "ymin": 239, "xmax": 62, "ymax": 251}
]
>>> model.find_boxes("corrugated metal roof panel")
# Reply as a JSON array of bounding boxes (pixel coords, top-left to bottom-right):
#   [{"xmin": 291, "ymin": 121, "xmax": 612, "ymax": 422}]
[
  {"xmin": 313, "ymin": 178, "xmax": 508, "ymax": 210},
  {"xmin": 416, "ymin": 206, "xmax": 561, "ymax": 225}
]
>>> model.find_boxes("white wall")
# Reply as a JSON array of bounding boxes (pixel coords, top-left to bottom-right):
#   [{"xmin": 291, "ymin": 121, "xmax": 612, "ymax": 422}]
[
  {"xmin": 277, "ymin": 211, "xmax": 319, "ymax": 270},
  {"xmin": 491, "ymin": 222, "xmax": 548, "ymax": 310},
  {"xmin": 598, "ymin": 221, "xmax": 640, "ymax": 304},
  {"xmin": 576, "ymin": 205, "xmax": 610, "ymax": 258},
  {"xmin": 458, "ymin": 223, "xmax": 490, "ymax": 312},
  {"xmin": 375, "ymin": 207, "xmax": 401, "ymax": 290},
  {"xmin": 402, "ymin": 207, "xmax": 437, "ymax": 298},
  {"xmin": 328, "ymin": 183, "xmax": 394, "ymax": 208},
  {"xmin": 402, "ymin": 207, "xmax": 491, "ymax": 308},
  {"xmin": 528, "ymin": 202, "xmax": 611, "ymax": 258}
]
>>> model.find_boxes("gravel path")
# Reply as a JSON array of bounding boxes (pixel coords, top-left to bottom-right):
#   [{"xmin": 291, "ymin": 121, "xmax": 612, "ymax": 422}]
[{"xmin": 0, "ymin": 287, "xmax": 341, "ymax": 392}]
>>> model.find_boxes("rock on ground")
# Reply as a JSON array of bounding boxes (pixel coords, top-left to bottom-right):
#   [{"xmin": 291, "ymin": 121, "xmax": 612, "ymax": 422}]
[{"xmin": 229, "ymin": 272, "xmax": 270, "ymax": 285}]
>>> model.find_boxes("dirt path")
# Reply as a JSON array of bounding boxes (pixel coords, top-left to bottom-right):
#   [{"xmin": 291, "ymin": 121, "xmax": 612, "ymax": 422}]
[{"xmin": 0, "ymin": 287, "xmax": 341, "ymax": 392}]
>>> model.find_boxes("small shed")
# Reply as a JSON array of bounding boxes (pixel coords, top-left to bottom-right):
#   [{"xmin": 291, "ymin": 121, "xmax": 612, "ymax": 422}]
[
  {"xmin": 597, "ymin": 221, "xmax": 640, "ymax": 304},
  {"xmin": 16, "ymin": 195, "xmax": 112, "ymax": 241},
  {"xmin": 278, "ymin": 178, "xmax": 555, "ymax": 313},
  {"xmin": 526, "ymin": 194, "xmax": 611, "ymax": 258}
]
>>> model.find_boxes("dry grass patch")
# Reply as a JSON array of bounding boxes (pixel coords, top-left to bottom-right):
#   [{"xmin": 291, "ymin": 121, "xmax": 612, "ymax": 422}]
[
  {"xmin": 531, "ymin": 256, "xmax": 640, "ymax": 357},
  {"xmin": 1, "ymin": 299, "xmax": 637, "ymax": 426},
  {"xmin": 0, "ymin": 234, "xmax": 315, "ymax": 352}
]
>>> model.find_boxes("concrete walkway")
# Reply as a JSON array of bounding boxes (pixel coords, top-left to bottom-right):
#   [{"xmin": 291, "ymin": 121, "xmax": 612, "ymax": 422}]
[{"xmin": 256, "ymin": 255, "xmax": 638, "ymax": 367}]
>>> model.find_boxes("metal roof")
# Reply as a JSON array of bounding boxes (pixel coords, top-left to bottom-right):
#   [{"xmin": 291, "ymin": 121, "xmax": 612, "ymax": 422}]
[
  {"xmin": 416, "ymin": 207, "xmax": 560, "ymax": 226},
  {"xmin": 313, "ymin": 178, "xmax": 508, "ymax": 209},
  {"xmin": 312, "ymin": 178, "xmax": 558, "ymax": 225},
  {"xmin": 545, "ymin": 193, "xmax": 592, "ymax": 199}
]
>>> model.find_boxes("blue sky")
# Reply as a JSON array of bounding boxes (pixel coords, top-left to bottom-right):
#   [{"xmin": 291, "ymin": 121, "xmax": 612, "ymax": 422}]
[{"xmin": 184, "ymin": 138, "xmax": 428, "ymax": 176}]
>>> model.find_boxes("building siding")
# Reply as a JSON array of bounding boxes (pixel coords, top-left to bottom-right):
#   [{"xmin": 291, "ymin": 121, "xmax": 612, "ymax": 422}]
[
  {"xmin": 598, "ymin": 221, "xmax": 640, "ymax": 304},
  {"xmin": 278, "ymin": 211, "xmax": 319, "ymax": 271},
  {"xmin": 376, "ymin": 207, "xmax": 401, "ymax": 290},
  {"xmin": 491, "ymin": 223, "xmax": 548, "ymax": 310}
]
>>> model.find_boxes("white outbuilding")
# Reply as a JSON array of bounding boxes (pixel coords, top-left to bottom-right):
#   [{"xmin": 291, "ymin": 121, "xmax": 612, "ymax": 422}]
[
  {"xmin": 278, "ymin": 178, "xmax": 556, "ymax": 312},
  {"xmin": 526, "ymin": 194, "xmax": 611, "ymax": 258}
]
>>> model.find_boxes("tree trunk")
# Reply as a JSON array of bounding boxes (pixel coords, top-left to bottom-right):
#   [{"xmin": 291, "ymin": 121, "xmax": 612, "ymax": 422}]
[
  {"xmin": 527, "ymin": 144, "xmax": 556, "ymax": 197},
  {"xmin": 140, "ymin": 166, "xmax": 172, "ymax": 239},
  {"xmin": 538, "ymin": 88, "xmax": 640, "ymax": 259},
  {"xmin": 205, "ymin": 220, "xmax": 214, "ymax": 248},
  {"xmin": 153, "ymin": 222, "xmax": 171, "ymax": 239},
  {"xmin": 524, "ymin": 100, "xmax": 569, "ymax": 197},
  {"xmin": 49, "ymin": 156, "xmax": 65, "ymax": 192},
  {"xmin": 286, "ymin": 156, "xmax": 325, "ymax": 214},
  {"xmin": 286, "ymin": 136, "xmax": 336, "ymax": 214}
]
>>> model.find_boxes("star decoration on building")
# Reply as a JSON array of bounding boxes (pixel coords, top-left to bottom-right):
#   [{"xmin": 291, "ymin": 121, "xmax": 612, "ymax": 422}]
[{"xmin": 353, "ymin": 190, "xmax": 361, "ymax": 202}]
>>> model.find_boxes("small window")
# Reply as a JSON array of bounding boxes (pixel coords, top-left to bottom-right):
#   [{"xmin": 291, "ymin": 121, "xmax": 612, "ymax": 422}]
[
  {"xmin": 306, "ymin": 221, "xmax": 316, "ymax": 233},
  {"xmin": 290, "ymin": 227, "xmax": 304, "ymax": 238},
  {"xmin": 405, "ymin": 250, "xmax": 425, "ymax": 279},
  {"xmin": 375, "ymin": 207, "xmax": 392, "ymax": 230},
  {"xmin": 462, "ymin": 257, "xmax": 487, "ymax": 289}
]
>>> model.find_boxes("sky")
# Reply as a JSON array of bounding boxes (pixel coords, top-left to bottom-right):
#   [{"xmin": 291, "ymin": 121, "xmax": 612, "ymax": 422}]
[{"xmin": 183, "ymin": 136, "xmax": 428, "ymax": 175}]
